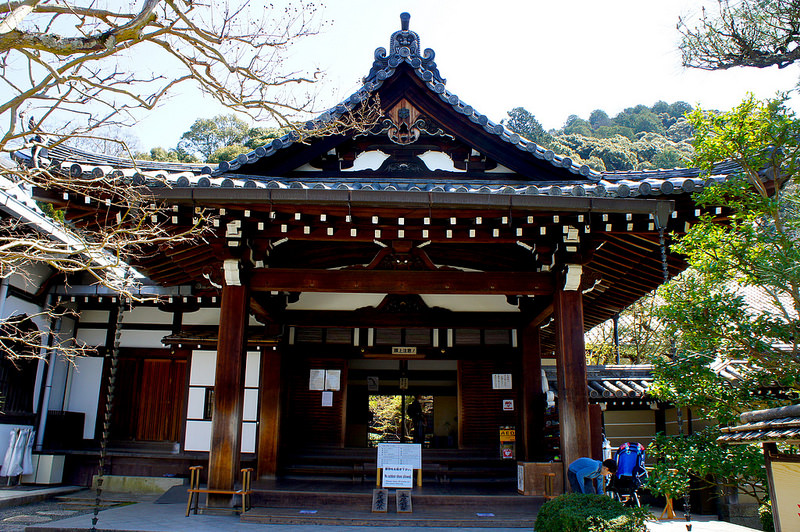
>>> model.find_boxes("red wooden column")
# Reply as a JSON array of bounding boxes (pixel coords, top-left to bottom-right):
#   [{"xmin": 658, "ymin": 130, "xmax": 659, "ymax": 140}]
[
  {"xmin": 554, "ymin": 266, "xmax": 591, "ymax": 471},
  {"xmin": 520, "ymin": 323, "xmax": 543, "ymax": 461},
  {"xmin": 207, "ymin": 281, "xmax": 249, "ymax": 507},
  {"xmin": 257, "ymin": 347, "xmax": 282, "ymax": 479}
]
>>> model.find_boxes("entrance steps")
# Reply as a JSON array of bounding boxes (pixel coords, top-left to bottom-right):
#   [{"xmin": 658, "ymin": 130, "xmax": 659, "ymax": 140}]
[
  {"xmin": 279, "ymin": 447, "xmax": 519, "ymax": 484},
  {"xmin": 243, "ymin": 481, "xmax": 543, "ymax": 527}
]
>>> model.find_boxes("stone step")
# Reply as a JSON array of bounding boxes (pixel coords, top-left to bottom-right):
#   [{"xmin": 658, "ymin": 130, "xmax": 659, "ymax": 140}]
[{"xmin": 241, "ymin": 501, "xmax": 541, "ymax": 528}]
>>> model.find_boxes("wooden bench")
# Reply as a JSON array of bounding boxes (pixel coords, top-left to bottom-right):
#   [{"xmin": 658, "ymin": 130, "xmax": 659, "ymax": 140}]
[{"xmin": 185, "ymin": 466, "xmax": 252, "ymax": 516}]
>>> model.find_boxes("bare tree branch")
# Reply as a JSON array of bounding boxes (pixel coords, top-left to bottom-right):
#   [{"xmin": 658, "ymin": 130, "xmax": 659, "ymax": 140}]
[{"xmin": 679, "ymin": 0, "xmax": 800, "ymax": 72}]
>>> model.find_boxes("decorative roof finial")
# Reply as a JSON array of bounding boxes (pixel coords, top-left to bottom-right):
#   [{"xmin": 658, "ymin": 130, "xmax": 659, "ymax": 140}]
[
  {"xmin": 363, "ymin": 13, "xmax": 445, "ymax": 85},
  {"xmin": 400, "ymin": 12, "xmax": 410, "ymax": 31}
]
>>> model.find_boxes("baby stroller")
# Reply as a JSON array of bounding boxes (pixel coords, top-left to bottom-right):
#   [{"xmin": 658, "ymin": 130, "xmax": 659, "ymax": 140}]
[{"xmin": 606, "ymin": 442, "xmax": 647, "ymax": 507}]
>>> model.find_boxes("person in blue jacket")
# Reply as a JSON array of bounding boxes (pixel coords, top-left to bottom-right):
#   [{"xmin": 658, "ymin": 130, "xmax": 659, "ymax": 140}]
[{"xmin": 567, "ymin": 457, "xmax": 617, "ymax": 494}]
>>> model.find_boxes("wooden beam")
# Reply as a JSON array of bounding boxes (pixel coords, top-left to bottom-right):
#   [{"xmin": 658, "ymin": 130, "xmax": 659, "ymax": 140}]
[
  {"xmin": 521, "ymin": 324, "xmax": 544, "ymax": 461},
  {"xmin": 257, "ymin": 348, "xmax": 282, "ymax": 479},
  {"xmin": 554, "ymin": 285, "xmax": 591, "ymax": 473},
  {"xmin": 207, "ymin": 283, "xmax": 248, "ymax": 507},
  {"xmin": 281, "ymin": 309, "xmax": 525, "ymax": 328},
  {"xmin": 250, "ymin": 268, "xmax": 554, "ymax": 295}
]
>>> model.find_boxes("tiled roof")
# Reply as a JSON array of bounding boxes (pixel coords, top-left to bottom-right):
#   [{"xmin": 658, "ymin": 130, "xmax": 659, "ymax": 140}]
[
  {"xmin": 544, "ymin": 360, "xmax": 778, "ymax": 403},
  {"xmin": 545, "ymin": 365, "xmax": 655, "ymax": 402},
  {"xmin": 13, "ymin": 14, "xmax": 741, "ymax": 200},
  {"xmin": 17, "ymin": 142, "xmax": 733, "ymax": 201},
  {"xmin": 718, "ymin": 404, "xmax": 800, "ymax": 444}
]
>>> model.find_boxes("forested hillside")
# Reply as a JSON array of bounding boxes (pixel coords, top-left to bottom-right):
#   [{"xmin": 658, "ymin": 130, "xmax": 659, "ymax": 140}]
[
  {"xmin": 503, "ymin": 101, "xmax": 697, "ymax": 172},
  {"xmin": 133, "ymin": 101, "xmax": 699, "ymax": 172}
]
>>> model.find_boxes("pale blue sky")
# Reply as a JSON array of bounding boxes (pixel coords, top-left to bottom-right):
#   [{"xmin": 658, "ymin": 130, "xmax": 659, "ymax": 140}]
[{"xmin": 131, "ymin": 0, "xmax": 800, "ymax": 151}]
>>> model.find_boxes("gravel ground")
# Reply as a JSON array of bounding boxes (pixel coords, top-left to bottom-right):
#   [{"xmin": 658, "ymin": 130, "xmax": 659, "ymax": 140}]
[{"xmin": 0, "ymin": 490, "xmax": 155, "ymax": 532}]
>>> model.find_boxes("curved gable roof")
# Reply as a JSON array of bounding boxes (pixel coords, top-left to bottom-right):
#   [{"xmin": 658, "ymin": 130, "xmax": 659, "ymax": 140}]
[{"xmin": 214, "ymin": 13, "xmax": 599, "ymax": 182}]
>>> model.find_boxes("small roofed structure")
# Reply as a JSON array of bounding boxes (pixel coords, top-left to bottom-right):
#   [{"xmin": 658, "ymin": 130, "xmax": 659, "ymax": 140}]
[
  {"xmin": 718, "ymin": 404, "xmax": 800, "ymax": 445},
  {"xmin": 718, "ymin": 405, "xmax": 800, "ymax": 532}
]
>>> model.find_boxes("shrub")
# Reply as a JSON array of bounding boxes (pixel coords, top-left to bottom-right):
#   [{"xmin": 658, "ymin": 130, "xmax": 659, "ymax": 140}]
[
  {"xmin": 759, "ymin": 501, "xmax": 774, "ymax": 532},
  {"xmin": 534, "ymin": 494, "xmax": 649, "ymax": 532}
]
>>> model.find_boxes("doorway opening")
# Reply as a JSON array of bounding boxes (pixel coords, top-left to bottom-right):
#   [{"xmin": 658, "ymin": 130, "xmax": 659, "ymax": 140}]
[
  {"xmin": 368, "ymin": 394, "xmax": 433, "ymax": 446},
  {"xmin": 347, "ymin": 359, "xmax": 458, "ymax": 448}
]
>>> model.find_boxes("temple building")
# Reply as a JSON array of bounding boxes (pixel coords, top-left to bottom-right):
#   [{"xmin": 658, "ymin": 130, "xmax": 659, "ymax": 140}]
[{"xmin": 4, "ymin": 13, "xmax": 738, "ymax": 505}]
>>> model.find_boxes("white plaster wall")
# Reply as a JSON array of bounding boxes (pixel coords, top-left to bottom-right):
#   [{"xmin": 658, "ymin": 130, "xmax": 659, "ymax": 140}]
[
  {"xmin": 244, "ymin": 352, "xmax": 260, "ymax": 388},
  {"xmin": 122, "ymin": 306, "xmax": 173, "ymax": 325},
  {"xmin": 241, "ymin": 423, "xmax": 257, "ymax": 453},
  {"xmin": 65, "ymin": 356, "xmax": 104, "ymax": 439},
  {"xmin": 7, "ymin": 263, "xmax": 50, "ymax": 292},
  {"xmin": 77, "ymin": 310, "xmax": 110, "ymax": 324},
  {"xmin": 243, "ymin": 389, "xmax": 258, "ymax": 422},
  {"xmin": 420, "ymin": 294, "xmax": 519, "ymax": 312},
  {"xmin": 74, "ymin": 328, "xmax": 106, "ymax": 347},
  {"xmin": 47, "ymin": 319, "xmax": 77, "ymax": 412},
  {"xmin": 184, "ymin": 421, "xmax": 258, "ymax": 453},
  {"xmin": 182, "ymin": 308, "xmax": 221, "ymax": 326},
  {"xmin": 184, "ymin": 420, "xmax": 212, "ymax": 452},
  {"xmin": 186, "ymin": 388, "xmax": 206, "ymax": 420},
  {"xmin": 283, "ymin": 293, "xmax": 522, "ymax": 313},
  {"xmin": 184, "ymin": 350, "xmax": 260, "ymax": 453},
  {"xmin": 289, "ymin": 293, "xmax": 385, "ymax": 311},
  {"xmin": 189, "ymin": 351, "xmax": 216, "ymax": 386},
  {"xmin": 2, "ymin": 296, "xmax": 48, "ymax": 330},
  {"xmin": 119, "ymin": 330, "xmax": 167, "ymax": 349}
]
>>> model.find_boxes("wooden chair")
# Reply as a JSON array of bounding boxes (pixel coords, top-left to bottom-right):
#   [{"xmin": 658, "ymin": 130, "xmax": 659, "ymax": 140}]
[{"xmin": 186, "ymin": 466, "xmax": 252, "ymax": 516}]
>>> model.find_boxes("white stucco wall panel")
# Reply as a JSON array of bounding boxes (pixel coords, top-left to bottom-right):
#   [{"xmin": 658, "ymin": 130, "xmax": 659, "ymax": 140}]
[
  {"xmin": 122, "ymin": 306, "xmax": 173, "ymax": 325},
  {"xmin": 184, "ymin": 420, "xmax": 212, "ymax": 452},
  {"xmin": 241, "ymin": 422, "xmax": 257, "ymax": 453},
  {"xmin": 77, "ymin": 310, "xmax": 110, "ymax": 324},
  {"xmin": 243, "ymin": 389, "xmax": 258, "ymax": 422},
  {"xmin": 244, "ymin": 352, "xmax": 260, "ymax": 388},
  {"xmin": 65, "ymin": 356, "xmax": 104, "ymax": 439},
  {"xmin": 182, "ymin": 308, "xmax": 221, "ymax": 326},
  {"xmin": 119, "ymin": 329, "xmax": 167, "ymax": 348},
  {"xmin": 189, "ymin": 351, "xmax": 216, "ymax": 386},
  {"xmin": 75, "ymin": 328, "xmax": 106, "ymax": 347},
  {"xmin": 186, "ymin": 387, "xmax": 206, "ymax": 420}
]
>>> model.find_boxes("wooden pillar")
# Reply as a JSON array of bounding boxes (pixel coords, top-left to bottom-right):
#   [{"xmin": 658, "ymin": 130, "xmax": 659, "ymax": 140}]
[
  {"xmin": 207, "ymin": 282, "xmax": 249, "ymax": 507},
  {"xmin": 554, "ymin": 277, "xmax": 591, "ymax": 470},
  {"xmin": 257, "ymin": 347, "xmax": 282, "ymax": 479},
  {"xmin": 521, "ymin": 323, "xmax": 544, "ymax": 461}
]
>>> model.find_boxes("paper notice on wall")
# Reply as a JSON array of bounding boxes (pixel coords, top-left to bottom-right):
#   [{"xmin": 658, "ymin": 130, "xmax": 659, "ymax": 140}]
[
  {"xmin": 325, "ymin": 369, "xmax": 341, "ymax": 391},
  {"xmin": 321, "ymin": 391, "xmax": 333, "ymax": 407},
  {"xmin": 492, "ymin": 373, "xmax": 512, "ymax": 389},
  {"xmin": 309, "ymin": 369, "xmax": 325, "ymax": 391}
]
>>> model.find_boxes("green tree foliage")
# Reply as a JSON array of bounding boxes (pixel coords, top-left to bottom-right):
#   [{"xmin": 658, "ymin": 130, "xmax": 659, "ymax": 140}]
[
  {"xmin": 678, "ymin": 1, "xmax": 800, "ymax": 74},
  {"xmin": 589, "ymin": 109, "xmax": 612, "ymax": 129},
  {"xmin": 368, "ymin": 395, "xmax": 403, "ymax": 443},
  {"xmin": 551, "ymin": 131, "xmax": 692, "ymax": 172},
  {"xmin": 178, "ymin": 114, "xmax": 252, "ymax": 160},
  {"xmin": 135, "ymin": 146, "xmax": 199, "ymax": 163},
  {"xmin": 208, "ymin": 145, "xmax": 250, "ymax": 164},
  {"xmin": 653, "ymin": 96, "xmax": 800, "ymax": 423},
  {"xmin": 585, "ymin": 292, "xmax": 671, "ymax": 365},
  {"xmin": 506, "ymin": 101, "xmax": 695, "ymax": 171},
  {"xmin": 563, "ymin": 115, "xmax": 593, "ymax": 137},
  {"xmin": 245, "ymin": 126, "xmax": 290, "ymax": 149},
  {"xmin": 647, "ymin": 429, "xmax": 768, "ymax": 505},
  {"xmin": 502, "ymin": 107, "xmax": 553, "ymax": 146}
]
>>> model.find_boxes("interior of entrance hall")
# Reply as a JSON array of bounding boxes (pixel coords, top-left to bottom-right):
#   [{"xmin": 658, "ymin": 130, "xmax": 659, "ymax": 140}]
[{"xmin": 347, "ymin": 360, "xmax": 458, "ymax": 448}]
